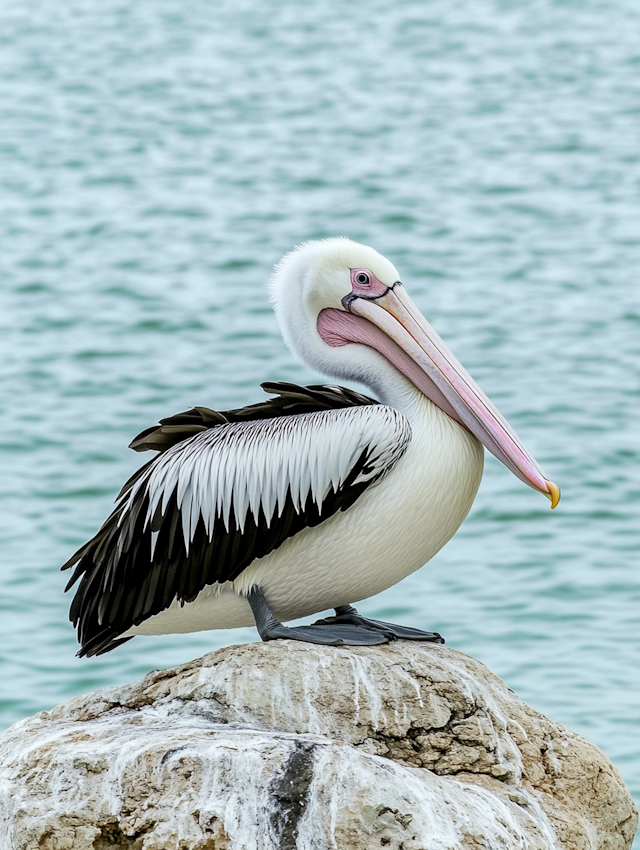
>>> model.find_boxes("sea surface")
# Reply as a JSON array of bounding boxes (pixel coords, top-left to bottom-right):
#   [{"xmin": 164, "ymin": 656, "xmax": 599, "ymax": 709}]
[{"xmin": 1, "ymin": 0, "xmax": 639, "ymax": 834}]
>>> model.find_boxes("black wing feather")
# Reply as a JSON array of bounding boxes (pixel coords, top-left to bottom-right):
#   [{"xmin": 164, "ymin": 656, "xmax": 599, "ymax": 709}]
[
  {"xmin": 128, "ymin": 382, "xmax": 377, "ymax": 453},
  {"xmin": 63, "ymin": 383, "xmax": 384, "ymax": 657}
]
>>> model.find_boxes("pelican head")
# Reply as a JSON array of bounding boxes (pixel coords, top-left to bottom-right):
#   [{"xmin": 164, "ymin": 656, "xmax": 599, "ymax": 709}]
[{"xmin": 270, "ymin": 237, "xmax": 559, "ymax": 508}]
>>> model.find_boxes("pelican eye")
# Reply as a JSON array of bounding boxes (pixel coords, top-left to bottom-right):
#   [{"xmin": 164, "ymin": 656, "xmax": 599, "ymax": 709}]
[{"xmin": 355, "ymin": 272, "xmax": 370, "ymax": 286}]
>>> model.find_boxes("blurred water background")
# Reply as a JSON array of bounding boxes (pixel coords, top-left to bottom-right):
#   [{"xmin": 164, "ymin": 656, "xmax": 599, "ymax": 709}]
[{"xmin": 1, "ymin": 0, "xmax": 639, "ymax": 830}]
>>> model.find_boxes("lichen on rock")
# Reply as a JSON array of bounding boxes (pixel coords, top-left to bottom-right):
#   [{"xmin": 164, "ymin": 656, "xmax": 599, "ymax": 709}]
[{"xmin": 0, "ymin": 642, "xmax": 636, "ymax": 849}]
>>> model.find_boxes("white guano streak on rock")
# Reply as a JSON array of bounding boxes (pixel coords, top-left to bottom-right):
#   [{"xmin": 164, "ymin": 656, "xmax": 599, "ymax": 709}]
[
  {"xmin": 0, "ymin": 642, "xmax": 636, "ymax": 850},
  {"xmin": 298, "ymin": 744, "xmax": 552, "ymax": 850},
  {"xmin": 445, "ymin": 652, "xmax": 525, "ymax": 783},
  {"xmin": 347, "ymin": 652, "xmax": 384, "ymax": 728}
]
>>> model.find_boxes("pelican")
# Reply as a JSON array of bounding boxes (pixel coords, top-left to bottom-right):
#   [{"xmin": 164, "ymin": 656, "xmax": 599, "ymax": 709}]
[{"xmin": 63, "ymin": 238, "xmax": 559, "ymax": 656}]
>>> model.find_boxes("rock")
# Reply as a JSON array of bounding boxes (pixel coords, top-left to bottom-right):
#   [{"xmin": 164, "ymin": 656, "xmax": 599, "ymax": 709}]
[{"xmin": 0, "ymin": 642, "xmax": 636, "ymax": 849}]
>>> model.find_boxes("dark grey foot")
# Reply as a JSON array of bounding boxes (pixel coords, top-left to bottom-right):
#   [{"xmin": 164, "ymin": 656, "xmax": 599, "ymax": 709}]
[
  {"xmin": 257, "ymin": 622, "xmax": 390, "ymax": 646},
  {"xmin": 246, "ymin": 587, "xmax": 391, "ymax": 646},
  {"xmin": 313, "ymin": 604, "xmax": 445, "ymax": 644}
]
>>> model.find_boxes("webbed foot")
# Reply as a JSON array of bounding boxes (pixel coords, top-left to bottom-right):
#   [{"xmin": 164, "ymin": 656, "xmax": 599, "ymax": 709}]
[
  {"xmin": 247, "ymin": 587, "xmax": 391, "ymax": 646},
  {"xmin": 257, "ymin": 621, "xmax": 390, "ymax": 646},
  {"xmin": 313, "ymin": 604, "xmax": 445, "ymax": 643}
]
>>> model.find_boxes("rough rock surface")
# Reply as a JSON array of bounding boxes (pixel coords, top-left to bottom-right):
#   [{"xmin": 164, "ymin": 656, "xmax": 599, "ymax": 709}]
[{"xmin": 0, "ymin": 642, "xmax": 636, "ymax": 849}]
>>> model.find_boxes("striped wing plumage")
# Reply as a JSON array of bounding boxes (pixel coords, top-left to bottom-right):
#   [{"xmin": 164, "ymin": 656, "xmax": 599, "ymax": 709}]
[{"xmin": 63, "ymin": 384, "xmax": 411, "ymax": 656}]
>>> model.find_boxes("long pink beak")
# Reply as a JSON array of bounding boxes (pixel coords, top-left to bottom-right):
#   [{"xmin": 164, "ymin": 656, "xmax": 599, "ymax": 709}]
[{"xmin": 319, "ymin": 285, "xmax": 560, "ymax": 508}]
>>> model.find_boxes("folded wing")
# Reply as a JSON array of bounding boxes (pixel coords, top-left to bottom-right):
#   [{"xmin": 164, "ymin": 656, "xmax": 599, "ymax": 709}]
[{"xmin": 63, "ymin": 385, "xmax": 411, "ymax": 656}]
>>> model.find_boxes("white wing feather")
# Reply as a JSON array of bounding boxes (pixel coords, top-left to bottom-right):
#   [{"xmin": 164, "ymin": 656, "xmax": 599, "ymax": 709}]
[{"xmin": 123, "ymin": 405, "xmax": 411, "ymax": 551}]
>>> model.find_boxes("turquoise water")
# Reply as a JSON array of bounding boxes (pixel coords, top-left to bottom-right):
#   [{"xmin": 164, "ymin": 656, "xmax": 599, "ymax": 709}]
[{"xmin": 1, "ymin": 0, "xmax": 639, "ymax": 831}]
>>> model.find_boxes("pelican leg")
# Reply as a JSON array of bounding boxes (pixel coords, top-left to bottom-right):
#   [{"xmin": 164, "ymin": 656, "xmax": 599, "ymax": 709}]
[
  {"xmin": 313, "ymin": 604, "xmax": 445, "ymax": 643},
  {"xmin": 247, "ymin": 586, "xmax": 390, "ymax": 646}
]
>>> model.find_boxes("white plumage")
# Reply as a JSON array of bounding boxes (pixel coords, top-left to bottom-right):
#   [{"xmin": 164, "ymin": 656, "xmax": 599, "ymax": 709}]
[
  {"xmin": 64, "ymin": 237, "xmax": 558, "ymax": 655},
  {"xmin": 126, "ymin": 393, "xmax": 483, "ymax": 637}
]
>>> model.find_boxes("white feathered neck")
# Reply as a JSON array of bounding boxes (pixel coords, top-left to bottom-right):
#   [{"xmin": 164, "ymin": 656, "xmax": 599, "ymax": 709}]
[{"xmin": 268, "ymin": 238, "xmax": 420, "ymax": 410}]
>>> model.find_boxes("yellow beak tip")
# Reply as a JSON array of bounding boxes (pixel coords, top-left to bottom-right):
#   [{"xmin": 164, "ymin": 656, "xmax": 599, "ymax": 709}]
[{"xmin": 545, "ymin": 481, "xmax": 561, "ymax": 509}]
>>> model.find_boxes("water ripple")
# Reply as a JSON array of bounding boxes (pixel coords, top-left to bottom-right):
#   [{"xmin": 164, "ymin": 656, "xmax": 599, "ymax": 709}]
[{"xmin": 1, "ymin": 0, "xmax": 639, "ymax": 833}]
